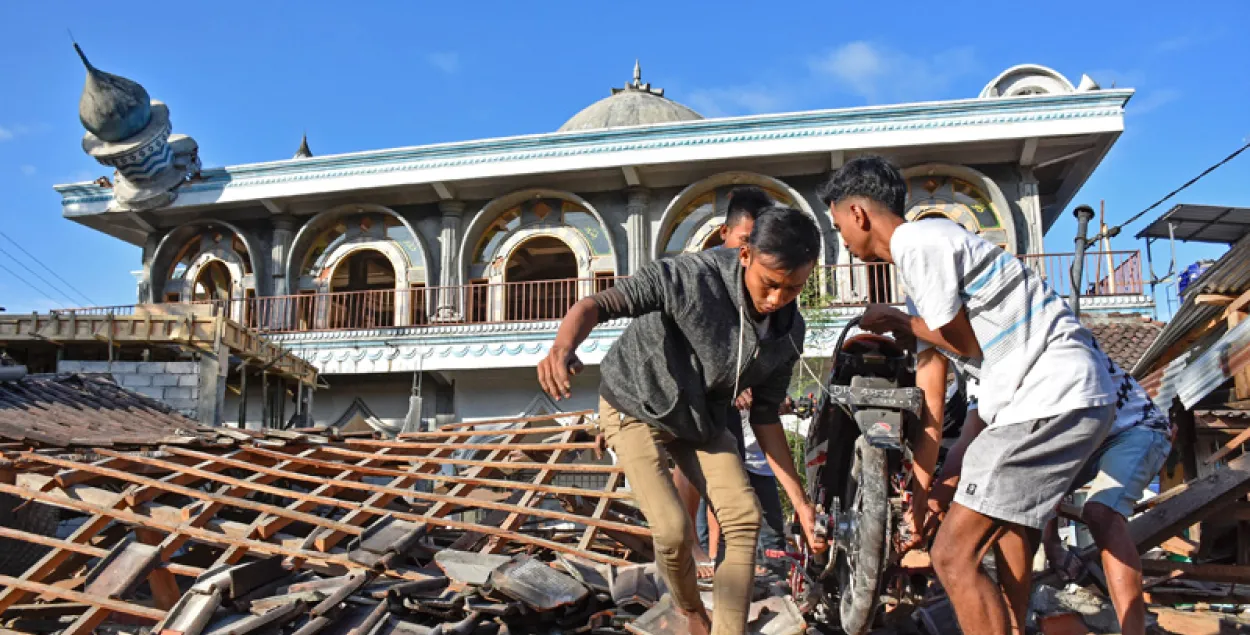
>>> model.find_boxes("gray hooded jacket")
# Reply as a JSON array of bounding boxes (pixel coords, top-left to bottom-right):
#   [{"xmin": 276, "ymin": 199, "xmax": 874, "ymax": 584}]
[{"xmin": 592, "ymin": 248, "xmax": 805, "ymax": 444}]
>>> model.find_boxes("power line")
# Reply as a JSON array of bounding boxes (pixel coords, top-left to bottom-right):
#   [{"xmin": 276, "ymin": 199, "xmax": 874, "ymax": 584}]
[
  {"xmin": 0, "ymin": 259, "xmax": 62, "ymax": 305},
  {"xmin": 0, "ymin": 231, "xmax": 97, "ymax": 306},
  {"xmin": 1107, "ymin": 139, "xmax": 1250, "ymax": 237},
  {"xmin": 0, "ymin": 245, "xmax": 79, "ymax": 306}
]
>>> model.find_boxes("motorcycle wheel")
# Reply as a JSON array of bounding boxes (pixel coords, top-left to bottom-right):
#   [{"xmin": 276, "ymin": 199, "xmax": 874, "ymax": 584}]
[{"xmin": 836, "ymin": 436, "xmax": 890, "ymax": 635}]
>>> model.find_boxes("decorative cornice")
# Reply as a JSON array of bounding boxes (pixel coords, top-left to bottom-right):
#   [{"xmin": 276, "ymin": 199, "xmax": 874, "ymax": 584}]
[
  {"xmin": 266, "ymin": 317, "xmax": 631, "ymax": 345},
  {"xmin": 56, "ymin": 91, "xmax": 1131, "ymax": 209}
]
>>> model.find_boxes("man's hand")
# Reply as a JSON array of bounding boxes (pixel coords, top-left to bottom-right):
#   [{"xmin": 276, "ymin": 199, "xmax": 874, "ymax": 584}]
[
  {"xmin": 860, "ymin": 304, "xmax": 911, "ymax": 336},
  {"xmin": 795, "ymin": 501, "xmax": 828, "ymax": 554},
  {"xmin": 537, "ymin": 345, "xmax": 583, "ymax": 401},
  {"xmin": 734, "ymin": 388, "xmax": 754, "ymax": 411}
]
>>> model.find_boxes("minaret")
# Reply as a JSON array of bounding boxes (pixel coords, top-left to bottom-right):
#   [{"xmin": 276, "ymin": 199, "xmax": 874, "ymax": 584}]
[{"xmin": 75, "ymin": 44, "xmax": 199, "ymax": 211}]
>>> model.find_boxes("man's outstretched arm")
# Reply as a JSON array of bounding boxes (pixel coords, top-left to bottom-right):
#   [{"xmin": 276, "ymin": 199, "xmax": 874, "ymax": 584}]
[{"xmin": 537, "ymin": 298, "xmax": 598, "ymax": 401}]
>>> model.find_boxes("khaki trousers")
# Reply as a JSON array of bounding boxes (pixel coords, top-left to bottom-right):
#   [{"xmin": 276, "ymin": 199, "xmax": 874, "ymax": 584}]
[{"xmin": 599, "ymin": 398, "xmax": 761, "ymax": 635}]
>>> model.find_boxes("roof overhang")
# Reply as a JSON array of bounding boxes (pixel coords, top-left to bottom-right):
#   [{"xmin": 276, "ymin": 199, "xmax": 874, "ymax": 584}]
[
  {"xmin": 1136, "ymin": 204, "xmax": 1250, "ymax": 244},
  {"xmin": 57, "ymin": 90, "xmax": 1132, "ymax": 245}
]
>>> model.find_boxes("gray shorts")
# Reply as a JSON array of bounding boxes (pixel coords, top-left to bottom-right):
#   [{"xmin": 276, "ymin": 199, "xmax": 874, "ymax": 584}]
[{"xmin": 954, "ymin": 405, "xmax": 1114, "ymax": 529}]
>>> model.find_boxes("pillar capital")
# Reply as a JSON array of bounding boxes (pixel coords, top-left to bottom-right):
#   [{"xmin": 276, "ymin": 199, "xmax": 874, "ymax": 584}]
[
  {"xmin": 271, "ymin": 214, "xmax": 298, "ymax": 233},
  {"xmin": 626, "ymin": 187, "xmax": 650, "ymax": 207},
  {"xmin": 438, "ymin": 200, "xmax": 466, "ymax": 217}
]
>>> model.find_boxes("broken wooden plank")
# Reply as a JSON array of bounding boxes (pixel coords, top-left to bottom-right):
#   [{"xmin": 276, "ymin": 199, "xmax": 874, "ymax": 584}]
[
  {"xmin": 0, "ymin": 574, "xmax": 165, "ymax": 622},
  {"xmin": 1140, "ymin": 560, "xmax": 1250, "ymax": 585},
  {"xmin": 1128, "ymin": 451, "xmax": 1250, "ymax": 552}
]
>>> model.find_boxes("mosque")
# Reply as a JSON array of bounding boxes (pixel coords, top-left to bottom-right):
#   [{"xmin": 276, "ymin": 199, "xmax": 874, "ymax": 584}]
[{"xmin": 55, "ymin": 52, "xmax": 1151, "ymax": 431}]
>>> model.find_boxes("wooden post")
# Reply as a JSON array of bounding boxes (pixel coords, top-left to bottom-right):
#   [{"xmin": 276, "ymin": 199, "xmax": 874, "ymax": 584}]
[
  {"xmin": 238, "ymin": 362, "xmax": 248, "ymax": 430},
  {"xmin": 261, "ymin": 371, "xmax": 270, "ymax": 429},
  {"xmin": 1231, "ymin": 309, "xmax": 1250, "ymax": 401}
]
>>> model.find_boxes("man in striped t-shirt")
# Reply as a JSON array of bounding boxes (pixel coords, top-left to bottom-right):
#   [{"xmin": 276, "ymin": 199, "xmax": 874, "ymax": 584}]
[{"xmin": 820, "ymin": 156, "xmax": 1116, "ymax": 635}]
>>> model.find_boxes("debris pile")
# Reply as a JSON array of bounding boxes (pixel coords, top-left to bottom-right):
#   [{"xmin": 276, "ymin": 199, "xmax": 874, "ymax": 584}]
[{"xmin": 0, "ymin": 410, "xmax": 805, "ymax": 635}]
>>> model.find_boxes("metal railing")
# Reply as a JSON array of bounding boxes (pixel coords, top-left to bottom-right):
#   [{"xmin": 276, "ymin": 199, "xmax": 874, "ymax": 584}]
[
  {"xmin": 48, "ymin": 252, "xmax": 1143, "ymax": 334},
  {"xmin": 800, "ymin": 251, "xmax": 1144, "ymax": 309},
  {"xmin": 245, "ymin": 276, "xmax": 624, "ymax": 334}
]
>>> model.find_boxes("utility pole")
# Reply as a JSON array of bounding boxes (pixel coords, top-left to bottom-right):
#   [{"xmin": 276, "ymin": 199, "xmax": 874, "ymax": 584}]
[{"xmin": 1070, "ymin": 205, "xmax": 1096, "ymax": 317}]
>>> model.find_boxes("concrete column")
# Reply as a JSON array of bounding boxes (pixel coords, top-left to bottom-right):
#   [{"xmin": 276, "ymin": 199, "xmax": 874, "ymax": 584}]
[
  {"xmin": 196, "ymin": 344, "xmax": 228, "ymax": 427},
  {"xmin": 267, "ymin": 215, "xmax": 298, "ymax": 330},
  {"xmin": 270, "ymin": 215, "xmax": 297, "ymax": 296},
  {"xmin": 1016, "ymin": 169, "xmax": 1045, "ymax": 256},
  {"xmin": 435, "ymin": 201, "xmax": 465, "ymax": 321},
  {"xmin": 140, "ymin": 233, "xmax": 162, "ymax": 303},
  {"xmin": 626, "ymin": 187, "xmax": 650, "ymax": 274}
]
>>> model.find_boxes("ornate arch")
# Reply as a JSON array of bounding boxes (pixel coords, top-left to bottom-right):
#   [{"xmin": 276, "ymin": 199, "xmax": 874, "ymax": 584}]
[
  {"xmin": 148, "ymin": 219, "xmax": 262, "ymax": 303},
  {"xmin": 315, "ymin": 241, "xmax": 413, "ymax": 291},
  {"xmin": 654, "ymin": 172, "xmax": 826, "ymax": 263},
  {"xmin": 286, "ymin": 203, "xmax": 430, "ymax": 292},
  {"xmin": 901, "ymin": 163, "xmax": 1020, "ymax": 254},
  {"xmin": 458, "ymin": 189, "xmax": 618, "ymax": 284},
  {"xmin": 494, "ymin": 230, "xmax": 594, "ymax": 283}
]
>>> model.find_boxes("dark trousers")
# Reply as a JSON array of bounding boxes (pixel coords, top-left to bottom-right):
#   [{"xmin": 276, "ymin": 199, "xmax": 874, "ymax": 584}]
[{"xmin": 697, "ymin": 471, "xmax": 787, "ymax": 557}]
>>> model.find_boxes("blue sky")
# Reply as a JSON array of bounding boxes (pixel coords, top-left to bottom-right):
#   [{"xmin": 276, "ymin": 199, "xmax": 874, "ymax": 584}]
[{"xmin": 0, "ymin": 0, "xmax": 1246, "ymax": 316}]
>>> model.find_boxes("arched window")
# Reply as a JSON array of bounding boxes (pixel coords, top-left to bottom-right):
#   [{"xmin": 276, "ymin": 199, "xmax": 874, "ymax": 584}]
[
  {"xmin": 659, "ymin": 186, "xmax": 792, "ymax": 257},
  {"xmin": 157, "ymin": 227, "xmax": 254, "ymax": 321},
  {"xmin": 504, "ymin": 236, "xmax": 579, "ymax": 321},
  {"xmin": 905, "ymin": 174, "xmax": 1011, "ymax": 250}
]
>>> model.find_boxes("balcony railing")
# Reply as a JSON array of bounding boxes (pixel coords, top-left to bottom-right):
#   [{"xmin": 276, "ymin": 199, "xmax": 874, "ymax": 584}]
[
  {"xmin": 802, "ymin": 250, "xmax": 1145, "ymax": 308},
  {"xmin": 52, "ymin": 252, "xmax": 1144, "ymax": 335},
  {"xmin": 245, "ymin": 276, "xmax": 624, "ymax": 334}
]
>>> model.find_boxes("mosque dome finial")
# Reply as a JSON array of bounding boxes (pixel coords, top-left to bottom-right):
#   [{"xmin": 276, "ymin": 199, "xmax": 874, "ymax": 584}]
[
  {"xmin": 294, "ymin": 133, "xmax": 313, "ymax": 159},
  {"xmin": 75, "ymin": 44, "xmax": 152, "ymax": 142}
]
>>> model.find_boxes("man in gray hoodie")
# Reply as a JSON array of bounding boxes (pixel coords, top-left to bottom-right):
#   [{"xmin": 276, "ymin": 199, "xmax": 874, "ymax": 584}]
[{"xmin": 537, "ymin": 207, "xmax": 827, "ymax": 635}]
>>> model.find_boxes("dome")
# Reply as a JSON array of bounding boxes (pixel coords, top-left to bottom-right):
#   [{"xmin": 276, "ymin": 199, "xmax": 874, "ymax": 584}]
[
  {"xmin": 558, "ymin": 61, "xmax": 703, "ymax": 132},
  {"xmin": 74, "ymin": 44, "xmax": 152, "ymax": 143},
  {"xmin": 979, "ymin": 64, "xmax": 1087, "ymax": 98}
]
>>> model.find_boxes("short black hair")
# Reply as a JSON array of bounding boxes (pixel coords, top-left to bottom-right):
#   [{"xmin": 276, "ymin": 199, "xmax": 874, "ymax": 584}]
[
  {"xmin": 748, "ymin": 206, "xmax": 821, "ymax": 270},
  {"xmin": 817, "ymin": 156, "xmax": 908, "ymax": 218},
  {"xmin": 725, "ymin": 186, "xmax": 772, "ymax": 228}
]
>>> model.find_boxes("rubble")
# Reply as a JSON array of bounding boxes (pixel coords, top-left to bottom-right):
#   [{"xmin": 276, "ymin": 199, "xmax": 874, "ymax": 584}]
[{"xmin": 0, "ymin": 410, "xmax": 810, "ymax": 635}]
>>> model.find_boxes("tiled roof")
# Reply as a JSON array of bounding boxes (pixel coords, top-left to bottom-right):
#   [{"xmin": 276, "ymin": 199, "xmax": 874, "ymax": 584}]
[
  {"xmin": 1082, "ymin": 313, "xmax": 1166, "ymax": 370},
  {"xmin": 0, "ymin": 372, "xmax": 204, "ymax": 447}
]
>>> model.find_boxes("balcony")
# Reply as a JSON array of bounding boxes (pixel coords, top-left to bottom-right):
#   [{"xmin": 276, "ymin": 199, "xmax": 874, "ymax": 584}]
[{"xmin": 56, "ymin": 251, "xmax": 1147, "ymax": 336}]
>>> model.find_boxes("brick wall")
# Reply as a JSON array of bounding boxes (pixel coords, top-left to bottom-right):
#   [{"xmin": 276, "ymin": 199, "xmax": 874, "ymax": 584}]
[{"xmin": 56, "ymin": 360, "xmax": 201, "ymax": 418}]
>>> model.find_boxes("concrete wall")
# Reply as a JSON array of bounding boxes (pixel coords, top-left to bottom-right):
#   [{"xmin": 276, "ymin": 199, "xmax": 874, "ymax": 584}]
[
  {"xmin": 56, "ymin": 360, "xmax": 201, "ymax": 417},
  {"xmin": 445, "ymin": 366, "xmax": 602, "ymax": 421}
]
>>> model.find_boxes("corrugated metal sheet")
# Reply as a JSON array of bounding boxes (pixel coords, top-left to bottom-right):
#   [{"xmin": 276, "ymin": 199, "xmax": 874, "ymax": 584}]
[
  {"xmin": 1176, "ymin": 316, "xmax": 1250, "ymax": 408},
  {"xmin": 1132, "ymin": 232, "xmax": 1250, "ymax": 376}
]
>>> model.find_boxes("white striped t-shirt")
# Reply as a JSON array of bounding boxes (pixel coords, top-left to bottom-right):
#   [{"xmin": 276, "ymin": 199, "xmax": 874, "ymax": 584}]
[{"xmin": 891, "ymin": 219, "xmax": 1114, "ymax": 427}]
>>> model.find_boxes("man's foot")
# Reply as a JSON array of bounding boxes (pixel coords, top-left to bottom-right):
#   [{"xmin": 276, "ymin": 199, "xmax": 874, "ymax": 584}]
[
  {"xmin": 691, "ymin": 545, "xmax": 716, "ymax": 580},
  {"xmin": 1045, "ymin": 544, "xmax": 1086, "ymax": 584},
  {"xmin": 678, "ymin": 605, "xmax": 712, "ymax": 635}
]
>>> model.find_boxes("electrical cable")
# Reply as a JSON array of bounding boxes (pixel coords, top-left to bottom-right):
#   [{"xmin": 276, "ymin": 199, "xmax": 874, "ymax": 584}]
[
  {"xmin": 0, "ymin": 230, "xmax": 97, "ymax": 306},
  {"xmin": 1100, "ymin": 139, "xmax": 1250, "ymax": 239},
  {"xmin": 0, "ymin": 259, "xmax": 63, "ymax": 302},
  {"xmin": 0, "ymin": 245, "xmax": 79, "ymax": 306}
]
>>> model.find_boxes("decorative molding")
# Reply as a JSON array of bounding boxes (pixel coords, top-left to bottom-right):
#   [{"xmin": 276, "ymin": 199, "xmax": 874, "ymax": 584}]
[
  {"xmin": 654, "ymin": 171, "xmax": 826, "ymax": 262},
  {"xmin": 148, "ymin": 220, "xmax": 263, "ymax": 303},
  {"xmin": 57, "ymin": 92, "xmax": 1132, "ymax": 211},
  {"xmin": 285, "ymin": 203, "xmax": 430, "ymax": 286},
  {"xmin": 457, "ymin": 188, "xmax": 618, "ymax": 286}
]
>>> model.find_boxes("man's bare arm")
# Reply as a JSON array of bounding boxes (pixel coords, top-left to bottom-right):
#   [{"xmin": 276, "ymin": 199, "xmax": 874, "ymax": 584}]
[
  {"xmin": 861, "ymin": 304, "xmax": 982, "ymax": 360},
  {"xmin": 907, "ymin": 308, "xmax": 982, "ymax": 360},
  {"xmin": 537, "ymin": 298, "xmax": 597, "ymax": 400}
]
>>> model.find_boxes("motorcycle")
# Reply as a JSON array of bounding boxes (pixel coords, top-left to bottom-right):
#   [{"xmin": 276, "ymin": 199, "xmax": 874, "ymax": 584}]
[{"xmin": 799, "ymin": 318, "xmax": 965, "ymax": 634}]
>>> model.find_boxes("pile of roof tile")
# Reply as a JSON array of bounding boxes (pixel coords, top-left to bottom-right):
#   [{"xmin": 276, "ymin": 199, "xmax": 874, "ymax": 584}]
[{"xmin": 0, "ymin": 409, "xmax": 805, "ymax": 635}]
